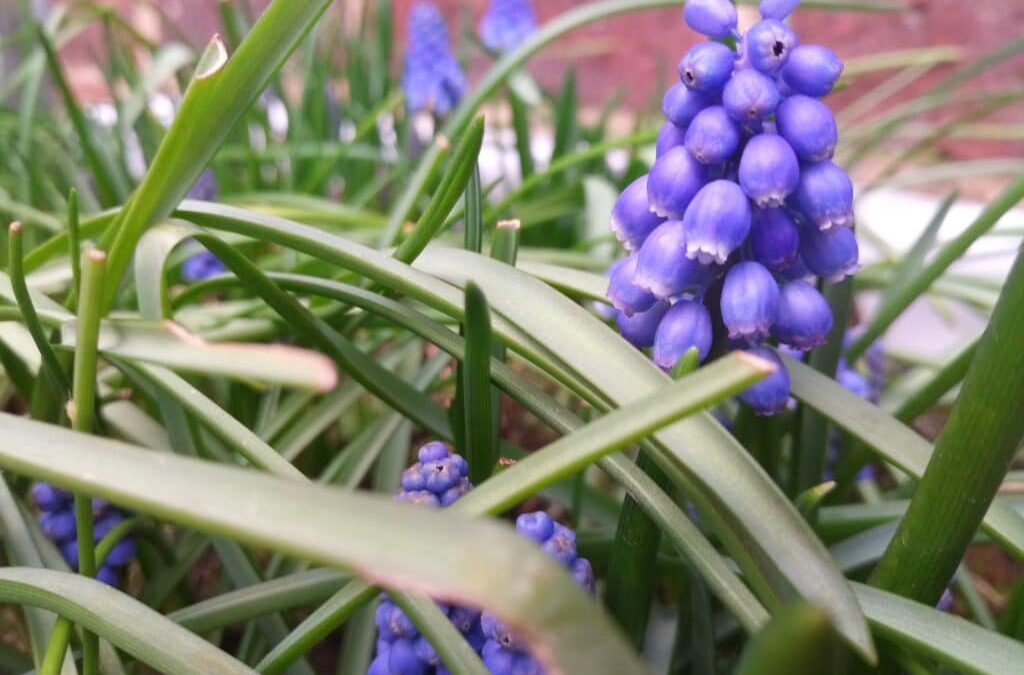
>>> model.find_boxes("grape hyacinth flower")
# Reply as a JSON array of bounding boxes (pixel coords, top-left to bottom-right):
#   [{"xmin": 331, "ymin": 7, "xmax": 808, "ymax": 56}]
[
  {"xmin": 683, "ymin": 0, "xmax": 738, "ymax": 39},
  {"xmin": 720, "ymin": 262, "xmax": 780, "ymax": 341},
  {"xmin": 679, "ymin": 42, "xmax": 736, "ymax": 92},
  {"xmin": 635, "ymin": 220, "xmax": 714, "ymax": 299},
  {"xmin": 480, "ymin": 0, "xmax": 537, "ymax": 53},
  {"xmin": 780, "ymin": 45, "xmax": 844, "ymax": 97},
  {"xmin": 479, "ymin": 512, "xmax": 593, "ymax": 674},
  {"xmin": 773, "ymin": 280, "xmax": 834, "ymax": 350},
  {"xmin": 610, "ymin": 175, "xmax": 665, "ymax": 250},
  {"xmin": 369, "ymin": 445, "xmax": 591, "ymax": 675},
  {"xmin": 403, "ymin": 3, "xmax": 466, "ymax": 116},
  {"xmin": 744, "ymin": 19, "xmax": 799, "ymax": 75},
  {"xmin": 738, "ymin": 346, "xmax": 791, "ymax": 415},
  {"xmin": 683, "ymin": 180, "xmax": 751, "ymax": 265},
  {"xmin": 738, "ymin": 134, "xmax": 800, "ymax": 207},
  {"xmin": 30, "ymin": 483, "xmax": 135, "ymax": 586},
  {"xmin": 606, "ymin": 0, "xmax": 855, "ymax": 416},
  {"xmin": 776, "ymin": 95, "xmax": 838, "ymax": 162}
]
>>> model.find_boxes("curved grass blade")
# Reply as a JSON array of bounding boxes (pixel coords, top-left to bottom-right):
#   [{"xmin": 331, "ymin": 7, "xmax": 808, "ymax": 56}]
[
  {"xmin": 168, "ymin": 569, "xmax": 349, "ymax": 634},
  {"xmin": 870, "ymin": 250, "xmax": 1024, "ymax": 603},
  {"xmin": 170, "ymin": 202, "xmax": 871, "ymax": 658},
  {"xmin": 98, "ymin": 0, "xmax": 335, "ymax": 310},
  {"xmin": 0, "ymin": 568, "xmax": 255, "ymax": 675},
  {"xmin": 412, "ymin": 249, "xmax": 876, "ymax": 661},
  {"xmin": 854, "ymin": 583, "xmax": 1024, "ymax": 675},
  {"xmin": 0, "ymin": 415, "xmax": 653, "ymax": 675}
]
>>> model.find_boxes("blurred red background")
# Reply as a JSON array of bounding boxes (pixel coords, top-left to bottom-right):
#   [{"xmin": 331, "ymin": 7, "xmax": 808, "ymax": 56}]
[{"xmin": 48, "ymin": 0, "xmax": 1024, "ymax": 160}]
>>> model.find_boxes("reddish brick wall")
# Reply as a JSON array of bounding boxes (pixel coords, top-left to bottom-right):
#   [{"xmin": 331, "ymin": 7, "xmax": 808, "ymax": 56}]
[{"xmin": 58, "ymin": 1, "xmax": 1024, "ymax": 159}]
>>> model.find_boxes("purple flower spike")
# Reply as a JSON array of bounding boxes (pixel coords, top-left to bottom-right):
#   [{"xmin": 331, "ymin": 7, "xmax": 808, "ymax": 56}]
[
  {"xmin": 738, "ymin": 134, "xmax": 800, "ymax": 207},
  {"xmin": 617, "ymin": 302, "xmax": 671, "ymax": 349},
  {"xmin": 683, "ymin": 0, "xmax": 738, "ymax": 38},
  {"xmin": 610, "ymin": 175, "xmax": 666, "ymax": 250},
  {"xmin": 793, "ymin": 160, "xmax": 854, "ymax": 230},
  {"xmin": 679, "ymin": 42, "xmax": 736, "ymax": 92},
  {"xmin": 685, "ymin": 106, "xmax": 741, "ymax": 165},
  {"xmin": 652, "ymin": 300, "xmax": 713, "ymax": 369},
  {"xmin": 480, "ymin": 0, "xmax": 537, "ymax": 54},
  {"xmin": 662, "ymin": 83, "xmax": 716, "ymax": 128},
  {"xmin": 772, "ymin": 280, "xmax": 834, "ymax": 350},
  {"xmin": 738, "ymin": 346, "xmax": 791, "ymax": 415},
  {"xmin": 656, "ymin": 121, "xmax": 687, "ymax": 157},
  {"xmin": 682, "ymin": 180, "xmax": 751, "ymax": 265},
  {"xmin": 722, "ymin": 68, "xmax": 781, "ymax": 124},
  {"xmin": 182, "ymin": 250, "xmax": 226, "ymax": 282},
  {"xmin": 777, "ymin": 95, "xmax": 838, "ymax": 162},
  {"xmin": 647, "ymin": 146, "xmax": 707, "ymax": 219},
  {"xmin": 721, "ymin": 261, "xmax": 780, "ymax": 341},
  {"xmin": 403, "ymin": 3, "xmax": 466, "ymax": 115},
  {"xmin": 607, "ymin": 254, "xmax": 657, "ymax": 316},
  {"xmin": 760, "ymin": 0, "xmax": 801, "ymax": 20},
  {"xmin": 745, "ymin": 20, "xmax": 799, "ymax": 75},
  {"xmin": 800, "ymin": 225, "xmax": 860, "ymax": 282},
  {"xmin": 635, "ymin": 220, "xmax": 714, "ymax": 299},
  {"xmin": 750, "ymin": 207, "xmax": 800, "ymax": 271},
  {"xmin": 780, "ymin": 45, "xmax": 844, "ymax": 97}
]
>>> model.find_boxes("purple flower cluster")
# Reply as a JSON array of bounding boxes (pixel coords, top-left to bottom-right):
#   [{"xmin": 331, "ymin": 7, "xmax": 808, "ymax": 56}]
[
  {"xmin": 369, "ymin": 442, "xmax": 592, "ymax": 675},
  {"xmin": 402, "ymin": 3, "xmax": 467, "ymax": 116},
  {"xmin": 608, "ymin": 0, "xmax": 856, "ymax": 416},
  {"xmin": 30, "ymin": 483, "xmax": 135, "ymax": 586},
  {"xmin": 480, "ymin": 0, "xmax": 537, "ymax": 53}
]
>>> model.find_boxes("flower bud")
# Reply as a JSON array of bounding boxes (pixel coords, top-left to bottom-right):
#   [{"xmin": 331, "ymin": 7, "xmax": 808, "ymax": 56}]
[
  {"xmin": 721, "ymin": 261, "xmax": 780, "ymax": 341},
  {"xmin": 793, "ymin": 160, "xmax": 854, "ymax": 230},
  {"xmin": 656, "ymin": 121, "xmax": 687, "ymax": 157},
  {"xmin": 662, "ymin": 83, "xmax": 716, "ymax": 128},
  {"xmin": 683, "ymin": 180, "xmax": 752, "ymax": 265},
  {"xmin": 780, "ymin": 45, "xmax": 844, "ymax": 97},
  {"xmin": 617, "ymin": 302, "xmax": 671, "ymax": 349},
  {"xmin": 738, "ymin": 134, "xmax": 800, "ymax": 207},
  {"xmin": 679, "ymin": 42, "xmax": 736, "ymax": 92},
  {"xmin": 722, "ymin": 68, "xmax": 781, "ymax": 123},
  {"xmin": 750, "ymin": 207, "xmax": 800, "ymax": 271},
  {"xmin": 606, "ymin": 254, "xmax": 657, "ymax": 316},
  {"xmin": 610, "ymin": 174, "xmax": 666, "ymax": 250},
  {"xmin": 772, "ymin": 280, "xmax": 834, "ymax": 350},
  {"xmin": 776, "ymin": 95, "xmax": 838, "ymax": 162},
  {"xmin": 744, "ymin": 19, "xmax": 799, "ymax": 74},
  {"xmin": 759, "ymin": 0, "xmax": 800, "ymax": 20},
  {"xmin": 738, "ymin": 346, "xmax": 791, "ymax": 415},
  {"xmin": 800, "ymin": 224, "xmax": 859, "ymax": 281},
  {"xmin": 685, "ymin": 106, "xmax": 741, "ymax": 165},
  {"xmin": 647, "ymin": 146, "xmax": 707, "ymax": 219},
  {"xmin": 653, "ymin": 300, "xmax": 714, "ymax": 369},
  {"xmin": 683, "ymin": 0, "xmax": 738, "ymax": 38},
  {"xmin": 635, "ymin": 220, "xmax": 714, "ymax": 299}
]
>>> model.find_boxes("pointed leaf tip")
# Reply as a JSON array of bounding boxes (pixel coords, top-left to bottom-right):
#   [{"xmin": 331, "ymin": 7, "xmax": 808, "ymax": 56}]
[{"xmin": 196, "ymin": 35, "xmax": 228, "ymax": 79}]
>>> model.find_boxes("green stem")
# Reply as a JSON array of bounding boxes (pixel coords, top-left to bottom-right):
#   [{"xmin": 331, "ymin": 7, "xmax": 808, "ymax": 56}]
[
  {"xmin": 893, "ymin": 340, "xmax": 978, "ymax": 423},
  {"xmin": 38, "ymin": 616, "xmax": 72, "ymax": 675},
  {"xmin": 870, "ymin": 248, "xmax": 1024, "ymax": 604},
  {"xmin": 71, "ymin": 249, "xmax": 107, "ymax": 675}
]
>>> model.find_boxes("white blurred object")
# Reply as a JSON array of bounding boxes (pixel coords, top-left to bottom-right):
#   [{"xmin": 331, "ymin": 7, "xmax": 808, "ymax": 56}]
[{"xmin": 855, "ymin": 186, "xmax": 1023, "ymax": 359}]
